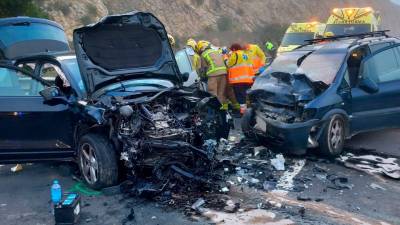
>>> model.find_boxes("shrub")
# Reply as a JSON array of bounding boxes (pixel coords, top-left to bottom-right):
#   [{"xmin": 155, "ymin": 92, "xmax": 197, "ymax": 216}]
[
  {"xmin": 217, "ymin": 16, "xmax": 233, "ymax": 31},
  {"xmin": 0, "ymin": 0, "xmax": 48, "ymax": 18},
  {"xmin": 86, "ymin": 4, "xmax": 98, "ymax": 16}
]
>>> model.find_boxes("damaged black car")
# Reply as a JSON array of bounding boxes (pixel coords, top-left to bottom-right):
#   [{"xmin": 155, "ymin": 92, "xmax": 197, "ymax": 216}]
[
  {"xmin": 243, "ymin": 34, "xmax": 400, "ymax": 157},
  {"xmin": 0, "ymin": 12, "xmax": 229, "ymax": 189}
]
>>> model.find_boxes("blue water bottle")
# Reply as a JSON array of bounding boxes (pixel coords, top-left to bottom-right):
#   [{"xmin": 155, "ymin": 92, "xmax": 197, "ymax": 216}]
[{"xmin": 51, "ymin": 180, "xmax": 62, "ymax": 205}]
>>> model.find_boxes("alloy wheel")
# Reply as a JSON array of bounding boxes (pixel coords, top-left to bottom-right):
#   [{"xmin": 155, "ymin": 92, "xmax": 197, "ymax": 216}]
[
  {"xmin": 328, "ymin": 118, "xmax": 344, "ymax": 152},
  {"xmin": 80, "ymin": 143, "xmax": 99, "ymax": 185}
]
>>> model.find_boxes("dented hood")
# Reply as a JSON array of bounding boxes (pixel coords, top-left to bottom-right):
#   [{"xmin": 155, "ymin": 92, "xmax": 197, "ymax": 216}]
[
  {"xmin": 249, "ymin": 72, "xmax": 328, "ymax": 106},
  {"xmin": 73, "ymin": 11, "xmax": 181, "ymax": 97}
]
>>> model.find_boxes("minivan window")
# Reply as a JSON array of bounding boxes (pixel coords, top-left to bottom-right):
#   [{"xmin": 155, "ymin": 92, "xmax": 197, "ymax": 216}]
[
  {"xmin": 363, "ymin": 48, "xmax": 400, "ymax": 83},
  {"xmin": 281, "ymin": 32, "xmax": 315, "ymax": 46}
]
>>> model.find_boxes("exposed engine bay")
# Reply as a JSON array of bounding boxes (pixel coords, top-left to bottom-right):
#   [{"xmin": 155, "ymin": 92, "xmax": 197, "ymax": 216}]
[{"xmin": 92, "ymin": 88, "xmax": 229, "ymax": 184}]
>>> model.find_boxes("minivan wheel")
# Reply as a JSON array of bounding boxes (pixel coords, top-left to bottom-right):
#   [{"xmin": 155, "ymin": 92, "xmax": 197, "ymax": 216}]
[
  {"xmin": 78, "ymin": 134, "xmax": 118, "ymax": 190},
  {"xmin": 318, "ymin": 114, "xmax": 346, "ymax": 157}
]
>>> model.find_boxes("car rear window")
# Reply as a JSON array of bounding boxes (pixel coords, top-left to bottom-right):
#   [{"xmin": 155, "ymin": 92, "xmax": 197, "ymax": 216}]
[{"xmin": 0, "ymin": 23, "xmax": 68, "ymax": 46}]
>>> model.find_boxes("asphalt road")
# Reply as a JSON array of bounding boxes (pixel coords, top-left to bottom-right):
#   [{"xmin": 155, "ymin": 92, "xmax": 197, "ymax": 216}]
[{"xmin": 0, "ymin": 128, "xmax": 399, "ymax": 225}]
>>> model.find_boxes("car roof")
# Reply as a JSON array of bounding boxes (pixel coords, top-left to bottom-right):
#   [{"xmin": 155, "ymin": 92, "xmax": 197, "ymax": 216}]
[{"xmin": 295, "ymin": 35, "xmax": 400, "ymax": 54}]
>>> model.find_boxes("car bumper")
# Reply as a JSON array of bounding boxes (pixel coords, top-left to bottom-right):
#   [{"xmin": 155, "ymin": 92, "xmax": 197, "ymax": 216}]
[{"xmin": 253, "ymin": 111, "xmax": 320, "ymax": 155}]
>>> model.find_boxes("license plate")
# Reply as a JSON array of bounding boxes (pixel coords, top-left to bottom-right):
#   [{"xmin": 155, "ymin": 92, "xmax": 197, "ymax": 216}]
[{"xmin": 254, "ymin": 116, "xmax": 267, "ymax": 132}]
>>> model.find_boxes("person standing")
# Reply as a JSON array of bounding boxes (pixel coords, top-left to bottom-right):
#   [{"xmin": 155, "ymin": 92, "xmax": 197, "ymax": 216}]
[
  {"xmin": 197, "ymin": 40, "xmax": 230, "ymax": 110},
  {"xmin": 225, "ymin": 43, "xmax": 255, "ymax": 113},
  {"xmin": 186, "ymin": 38, "xmax": 201, "ymax": 74},
  {"xmin": 245, "ymin": 43, "xmax": 267, "ymax": 75}
]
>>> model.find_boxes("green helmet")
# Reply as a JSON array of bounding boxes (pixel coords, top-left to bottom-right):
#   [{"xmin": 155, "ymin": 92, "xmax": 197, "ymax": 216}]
[{"xmin": 265, "ymin": 41, "xmax": 275, "ymax": 51}]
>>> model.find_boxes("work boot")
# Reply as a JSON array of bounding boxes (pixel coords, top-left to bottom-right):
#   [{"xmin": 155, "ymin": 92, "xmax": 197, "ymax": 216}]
[{"xmin": 231, "ymin": 103, "xmax": 241, "ymax": 117}]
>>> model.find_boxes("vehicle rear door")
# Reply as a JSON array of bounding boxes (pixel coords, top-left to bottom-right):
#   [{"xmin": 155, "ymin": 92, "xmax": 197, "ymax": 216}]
[
  {"xmin": 0, "ymin": 65, "xmax": 75, "ymax": 163},
  {"xmin": 351, "ymin": 45, "xmax": 400, "ymax": 133}
]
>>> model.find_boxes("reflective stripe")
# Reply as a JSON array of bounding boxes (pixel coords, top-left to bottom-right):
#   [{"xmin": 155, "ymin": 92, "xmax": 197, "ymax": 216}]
[
  {"xmin": 202, "ymin": 49, "xmax": 226, "ymax": 77},
  {"xmin": 228, "ymin": 64, "xmax": 254, "ymax": 84}
]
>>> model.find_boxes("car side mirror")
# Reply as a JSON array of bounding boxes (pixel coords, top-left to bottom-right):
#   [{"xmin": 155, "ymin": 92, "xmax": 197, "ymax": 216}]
[
  {"xmin": 39, "ymin": 86, "xmax": 69, "ymax": 105},
  {"xmin": 359, "ymin": 76, "xmax": 379, "ymax": 94},
  {"xmin": 182, "ymin": 72, "xmax": 190, "ymax": 82}
]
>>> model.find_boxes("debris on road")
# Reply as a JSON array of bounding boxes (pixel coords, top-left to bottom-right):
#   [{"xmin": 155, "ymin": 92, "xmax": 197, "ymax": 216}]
[
  {"xmin": 327, "ymin": 176, "xmax": 353, "ymax": 190},
  {"xmin": 191, "ymin": 198, "xmax": 206, "ymax": 212},
  {"xmin": 271, "ymin": 154, "xmax": 286, "ymax": 171},
  {"xmin": 369, "ymin": 183, "xmax": 386, "ymax": 191},
  {"xmin": 10, "ymin": 164, "xmax": 23, "ymax": 173},
  {"xmin": 339, "ymin": 152, "xmax": 400, "ymax": 179}
]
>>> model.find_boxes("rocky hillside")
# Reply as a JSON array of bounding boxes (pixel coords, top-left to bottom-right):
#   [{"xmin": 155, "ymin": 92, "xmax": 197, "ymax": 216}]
[{"xmin": 37, "ymin": 0, "xmax": 400, "ymax": 47}]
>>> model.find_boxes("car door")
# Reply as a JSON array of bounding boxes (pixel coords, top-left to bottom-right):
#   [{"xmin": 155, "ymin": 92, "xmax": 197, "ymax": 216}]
[
  {"xmin": 0, "ymin": 65, "xmax": 75, "ymax": 163},
  {"xmin": 175, "ymin": 48, "xmax": 200, "ymax": 87},
  {"xmin": 350, "ymin": 45, "xmax": 400, "ymax": 133}
]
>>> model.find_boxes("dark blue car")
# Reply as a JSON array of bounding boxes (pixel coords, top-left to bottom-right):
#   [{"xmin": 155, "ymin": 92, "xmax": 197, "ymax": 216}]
[
  {"xmin": 0, "ymin": 14, "xmax": 229, "ymax": 189},
  {"xmin": 243, "ymin": 32, "xmax": 400, "ymax": 157}
]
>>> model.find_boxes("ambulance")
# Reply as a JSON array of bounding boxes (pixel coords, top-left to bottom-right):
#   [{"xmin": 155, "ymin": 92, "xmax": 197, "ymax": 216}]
[
  {"xmin": 277, "ymin": 22, "xmax": 326, "ymax": 54},
  {"xmin": 324, "ymin": 7, "xmax": 381, "ymax": 36}
]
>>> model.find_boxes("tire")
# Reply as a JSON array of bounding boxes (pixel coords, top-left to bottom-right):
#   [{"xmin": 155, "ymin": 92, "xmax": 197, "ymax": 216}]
[
  {"xmin": 318, "ymin": 114, "xmax": 346, "ymax": 157},
  {"xmin": 241, "ymin": 108, "xmax": 256, "ymax": 139},
  {"xmin": 78, "ymin": 133, "xmax": 119, "ymax": 190}
]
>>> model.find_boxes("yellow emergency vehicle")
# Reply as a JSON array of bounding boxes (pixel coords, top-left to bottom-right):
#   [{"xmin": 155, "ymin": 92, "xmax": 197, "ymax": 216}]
[
  {"xmin": 277, "ymin": 22, "xmax": 326, "ymax": 54},
  {"xmin": 324, "ymin": 7, "xmax": 381, "ymax": 36}
]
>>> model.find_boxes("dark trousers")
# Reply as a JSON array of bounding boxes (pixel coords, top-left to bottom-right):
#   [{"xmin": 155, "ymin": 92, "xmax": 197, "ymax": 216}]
[{"xmin": 233, "ymin": 84, "xmax": 251, "ymax": 104}]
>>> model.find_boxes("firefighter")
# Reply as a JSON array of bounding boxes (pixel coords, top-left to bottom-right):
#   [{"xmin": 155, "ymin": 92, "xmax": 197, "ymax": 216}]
[
  {"xmin": 197, "ymin": 40, "xmax": 230, "ymax": 110},
  {"xmin": 225, "ymin": 43, "xmax": 255, "ymax": 112},
  {"xmin": 245, "ymin": 43, "xmax": 267, "ymax": 75},
  {"xmin": 168, "ymin": 34, "xmax": 176, "ymax": 47},
  {"xmin": 186, "ymin": 39, "xmax": 201, "ymax": 74}
]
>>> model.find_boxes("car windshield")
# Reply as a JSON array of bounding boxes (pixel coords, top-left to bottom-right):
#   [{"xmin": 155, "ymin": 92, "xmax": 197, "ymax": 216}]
[
  {"xmin": 325, "ymin": 24, "xmax": 371, "ymax": 36},
  {"xmin": 281, "ymin": 32, "xmax": 315, "ymax": 46},
  {"xmin": 58, "ymin": 57, "xmax": 85, "ymax": 92},
  {"xmin": 267, "ymin": 50, "xmax": 346, "ymax": 84},
  {"xmin": 0, "ymin": 23, "xmax": 67, "ymax": 46},
  {"xmin": 175, "ymin": 49, "xmax": 193, "ymax": 74}
]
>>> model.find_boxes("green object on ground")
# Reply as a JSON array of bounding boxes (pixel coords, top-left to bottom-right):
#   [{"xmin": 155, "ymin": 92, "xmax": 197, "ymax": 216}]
[{"xmin": 68, "ymin": 182, "xmax": 102, "ymax": 196}]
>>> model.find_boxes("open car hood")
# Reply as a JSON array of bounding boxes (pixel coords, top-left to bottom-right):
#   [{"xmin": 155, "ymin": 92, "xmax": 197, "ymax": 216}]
[
  {"xmin": 73, "ymin": 11, "xmax": 181, "ymax": 97},
  {"xmin": 0, "ymin": 17, "xmax": 69, "ymax": 59}
]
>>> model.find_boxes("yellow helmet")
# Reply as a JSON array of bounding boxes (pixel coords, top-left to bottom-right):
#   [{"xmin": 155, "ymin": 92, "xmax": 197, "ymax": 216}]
[
  {"xmin": 324, "ymin": 32, "xmax": 335, "ymax": 38},
  {"xmin": 187, "ymin": 38, "xmax": 197, "ymax": 50},
  {"xmin": 196, "ymin": 40, "xmax": 210, "ymax": 53},
  {"xmin": 168, "ymin": 34, "xmax": 175, "ymax": 47}
]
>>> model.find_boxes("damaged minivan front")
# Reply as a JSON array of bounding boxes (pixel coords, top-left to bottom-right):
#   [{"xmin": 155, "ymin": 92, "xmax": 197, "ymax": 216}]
[{"xmin": 243, "ymin": 45, "xmax": 348, "ymax": 155}]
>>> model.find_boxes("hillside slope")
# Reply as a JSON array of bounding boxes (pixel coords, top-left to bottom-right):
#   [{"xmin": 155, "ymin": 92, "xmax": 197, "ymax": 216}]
[{"xmin": 38, "ymin": 0, "xmax": 400, "ymax": 46}]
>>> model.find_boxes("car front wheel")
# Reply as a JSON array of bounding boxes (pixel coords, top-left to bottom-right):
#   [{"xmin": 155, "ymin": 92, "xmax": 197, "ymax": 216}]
[
  {"xmin": 78, "ymin": 134, "xmax": 118, "ymax": 190},
  {"xmin": 318, "ymin": 114, "xmax": 346, "ymax": 157}
]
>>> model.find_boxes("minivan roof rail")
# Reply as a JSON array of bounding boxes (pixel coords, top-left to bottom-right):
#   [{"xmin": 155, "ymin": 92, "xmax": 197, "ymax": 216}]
[{"xmin": 305, "ymin": 30, "xmax": 390, "ymax": 44}]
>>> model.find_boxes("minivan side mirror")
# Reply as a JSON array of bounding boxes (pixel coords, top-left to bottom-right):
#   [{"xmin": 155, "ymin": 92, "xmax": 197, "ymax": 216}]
[
  {"xmin": 358, "ymin": 76, "xmax": 379, "ymax": 94},
  {"xmin": 181, "ymin": 72, "xmax": 190, "ymax": 82},
  {"xmin": 39, "ymin": 86, "xmax": 69, "ymax": 105}
]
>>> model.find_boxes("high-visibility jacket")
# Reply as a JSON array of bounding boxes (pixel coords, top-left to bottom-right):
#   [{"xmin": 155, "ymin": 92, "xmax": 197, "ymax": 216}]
[
  {"xmin": 246, "ymin": 44, "xmax": 266, "ymax": 73},
  {"xmin": 226, "ymin": 50, "xmax": 255, "ymax": 84},
  {"xmin": 201, "ymin": 48, "xmax": 227, "ymax": 77},
  {"xmin": 185, "ymin": 47, "xmax": 201, "ymax": 73}
]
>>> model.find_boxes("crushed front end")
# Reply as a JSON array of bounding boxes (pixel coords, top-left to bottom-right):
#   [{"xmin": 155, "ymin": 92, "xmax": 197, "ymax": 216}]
[
  {"xmin": 247, "ymin": 72, "xmax": 327, "ymax": 154},
  {"xmin": 93, "ymin": 88, "xmax": 229, "ymax": 184}
]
